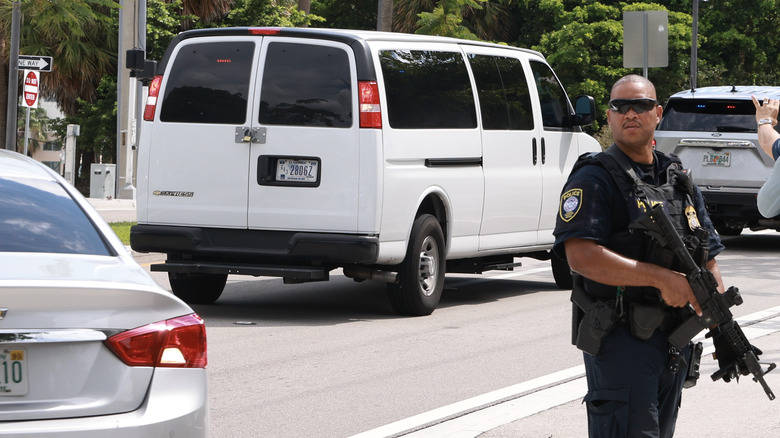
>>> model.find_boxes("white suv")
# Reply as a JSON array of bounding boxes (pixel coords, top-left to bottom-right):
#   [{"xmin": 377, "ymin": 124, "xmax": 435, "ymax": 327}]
[
  {"xmin": 655, "ymin": 86, "xmax": 780, "ymax": 235},
  {"xmin": 130, "ymin": 27, "xmax": 600, "ymax": 315}
]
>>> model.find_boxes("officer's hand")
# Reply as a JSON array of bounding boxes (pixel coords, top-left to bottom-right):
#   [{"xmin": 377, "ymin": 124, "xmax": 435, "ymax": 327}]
[
  {"xmin": 752, "ymin": 95, "xmax": 780, "ymax": 124},
  {"xmin": 658, "ymin": 270, "xmax": 702, "ymax": 316}
]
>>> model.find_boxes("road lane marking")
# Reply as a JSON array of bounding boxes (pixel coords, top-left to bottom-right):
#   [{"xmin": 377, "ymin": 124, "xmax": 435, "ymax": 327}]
[{"xmin": 350, "ymin": 306, "xmax": 780, "ymax": 438}]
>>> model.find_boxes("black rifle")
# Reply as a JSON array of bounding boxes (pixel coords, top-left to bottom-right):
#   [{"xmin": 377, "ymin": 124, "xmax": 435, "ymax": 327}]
[{"xmin": 631, "ymin": 203, "xmax": 776, "ymax": 400}]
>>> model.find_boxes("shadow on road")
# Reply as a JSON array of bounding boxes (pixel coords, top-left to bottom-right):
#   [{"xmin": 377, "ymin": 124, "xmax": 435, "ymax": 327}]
[{"xmin": 191, "ymin": 273, "xmax": 561, "ymax": 327}]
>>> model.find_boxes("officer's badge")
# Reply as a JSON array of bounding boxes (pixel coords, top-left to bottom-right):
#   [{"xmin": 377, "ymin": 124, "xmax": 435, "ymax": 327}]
[
  {"xmin": 560, "ymin": 188, "xmax": 582, "ymax": 222},
  {"xmin": 685, "ymin": 205, "xmax": 701, "ymax": 230}
]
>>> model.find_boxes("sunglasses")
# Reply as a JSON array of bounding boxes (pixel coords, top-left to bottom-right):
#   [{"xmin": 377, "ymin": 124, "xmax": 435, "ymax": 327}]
[{"xmin": 608, "ymin": 98, "xmax": 658, "ymax": 114}]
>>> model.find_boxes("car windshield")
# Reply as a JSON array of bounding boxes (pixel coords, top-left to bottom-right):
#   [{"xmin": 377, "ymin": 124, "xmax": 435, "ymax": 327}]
[
  {"xmin": 0, "ymin": 176, "xmax": 111, "ymax": 255},
  {"xmin": 658, "ymin": 98, "xmax": 758, "ymax": 132}
]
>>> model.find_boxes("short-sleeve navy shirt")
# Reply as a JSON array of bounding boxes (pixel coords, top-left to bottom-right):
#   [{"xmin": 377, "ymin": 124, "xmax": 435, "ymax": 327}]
[{"xmin": 553, "ymin": 148, "xmax": 724, "ymax": 262}]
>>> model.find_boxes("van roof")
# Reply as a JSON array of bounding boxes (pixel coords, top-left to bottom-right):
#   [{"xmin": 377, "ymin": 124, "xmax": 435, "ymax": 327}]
[
  {"xmin": 668, "ymin": 85, "xmax": 780, "ymax": 100},
  {"xmin": 172, "ymin": 26, "xmax": 543, "ymax": 57},
  {"xmin": 158, "ymin": 27, "xmax": 545, "ymax": 82}
]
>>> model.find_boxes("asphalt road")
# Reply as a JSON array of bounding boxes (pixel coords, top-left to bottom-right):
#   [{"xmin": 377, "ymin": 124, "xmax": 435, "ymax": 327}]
[{"xmin": 126, "ymin": 230, "xmax": 780, "ymax": 438}]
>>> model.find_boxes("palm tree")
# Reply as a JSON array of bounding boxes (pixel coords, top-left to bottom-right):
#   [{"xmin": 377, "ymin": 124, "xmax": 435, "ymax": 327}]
[
  {"xmin": 394, "ymin": 0, "xmax": 514, "ymax": 41},
  {"xmin": 0, "ymin": 0, "xmax": 118, "ymax": 150},
  {"xmin": 176, "ymin": 0, "xmax": 233, "ymax": 27}
]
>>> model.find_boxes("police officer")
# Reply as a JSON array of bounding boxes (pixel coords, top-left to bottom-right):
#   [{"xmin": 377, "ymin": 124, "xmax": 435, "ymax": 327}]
[{"xmin": 554, "ymin": 74, "xmax": 726, "ymax": 437}]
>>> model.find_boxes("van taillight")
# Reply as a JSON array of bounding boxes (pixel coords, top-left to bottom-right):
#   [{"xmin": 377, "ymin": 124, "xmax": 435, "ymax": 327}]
[
  {"xmin": 105, "ymin": 313, "xmax": 207, "ymax": 368},
  {"xmin": 143, "ymin": 75, "xmax": 163, "ymax": 121},
  {"xmin": 359, "ymin": 81, "xmax": 382, "ymax": 128}
]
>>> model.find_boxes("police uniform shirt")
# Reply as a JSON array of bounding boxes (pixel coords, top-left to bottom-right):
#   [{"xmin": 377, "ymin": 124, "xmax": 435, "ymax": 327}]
[{"xmin": 552, "ymin": 148, "xmax": 724, "ymax": 264}]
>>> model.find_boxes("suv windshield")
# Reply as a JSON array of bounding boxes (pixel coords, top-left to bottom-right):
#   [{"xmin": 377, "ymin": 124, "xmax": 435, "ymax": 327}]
[
  {"xmin": 0, "ymin": 177, "xmax": 111, "ymax": 255},
  {"xmin": 658, "ymin": 99, "xmax": 757, "ymax": 133}
]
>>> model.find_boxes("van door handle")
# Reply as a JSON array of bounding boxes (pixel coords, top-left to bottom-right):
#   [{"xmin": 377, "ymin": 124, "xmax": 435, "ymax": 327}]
[
  {"xmin": 234, "ymin": 127, "xmax": 267, "ymax": 144},
  {"xmin": 532, "ymin": 138, "xmax": 538, "ymax": 165},
  {"xmin": 541, "ymin": 138, "xmax": 546, "ymax": 164}
]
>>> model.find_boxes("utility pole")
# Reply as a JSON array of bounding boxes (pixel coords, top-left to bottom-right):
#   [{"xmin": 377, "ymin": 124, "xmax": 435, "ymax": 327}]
[
  {"xmin": 690, "ymin": 0, "xmax": 708, "ymax": 91},
  {"xmin": 5, "ymin": 1, "xmax": 21, "ymax": 151}
]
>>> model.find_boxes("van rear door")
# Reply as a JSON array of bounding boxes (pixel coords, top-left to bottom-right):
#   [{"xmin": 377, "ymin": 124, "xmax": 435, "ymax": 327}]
[
  {"xmin": 144, "ymin": 36, "xmax": 259, "ymax": 228},
  {"xmin": 246, "ymin": 38, "xmax": 361, "ymax": 232}
]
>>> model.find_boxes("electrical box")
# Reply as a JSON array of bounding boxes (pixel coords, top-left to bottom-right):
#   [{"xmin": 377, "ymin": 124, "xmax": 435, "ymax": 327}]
[{"xmin": 90, "ymin": 163, "xmax": 116, "ymax": 199}]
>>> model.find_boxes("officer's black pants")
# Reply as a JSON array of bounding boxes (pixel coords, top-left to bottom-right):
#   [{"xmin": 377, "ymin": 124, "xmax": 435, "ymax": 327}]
[{"xmin": 583, "ymin": 323, "xmax": 689, "ymax": 438}]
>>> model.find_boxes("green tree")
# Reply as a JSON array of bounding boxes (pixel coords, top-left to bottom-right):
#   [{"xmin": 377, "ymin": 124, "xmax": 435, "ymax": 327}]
[
  {"xmin": 311, "ymin": 0, "xmax": 377, "ymax": 30},
  {"xmin": 532, "ymin": 2, "xmax": 698, "ymax": 133},
  {"xmin": 0, "ymin": 0, "xmax": 118, "ymax": 151},
  {"xmin": 146, "ymin": 0, "xmax": 197, "ymax": 61},
  {"xmin": 218, "ymin": 0, "xmax": 320, "ymax": 27},
  {"xmin": 697, "ymin": 0, "xmax": 780, "ymax": 86},
  {"xmin": 16, "ymin": 106, "xmax": 51, "ymax": 156},
  {"xmin": 416, "ymin": 0, "xmax": 486, "ymax": 40}
]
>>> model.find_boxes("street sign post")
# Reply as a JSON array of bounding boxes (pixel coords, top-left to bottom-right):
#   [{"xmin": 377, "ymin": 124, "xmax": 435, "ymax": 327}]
[
  {"xmin": 623, "ymin": 11, "xmax": 668, "ymax": 77},
  {"xmin": 18, "ymin": 55, "xmax": 52, "ymax": 72}
]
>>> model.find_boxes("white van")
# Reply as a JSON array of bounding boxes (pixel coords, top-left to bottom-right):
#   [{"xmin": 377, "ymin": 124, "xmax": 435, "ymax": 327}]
[{"xmin": 131, "ymin": 27, "xmax": 600, "ymax": 315}]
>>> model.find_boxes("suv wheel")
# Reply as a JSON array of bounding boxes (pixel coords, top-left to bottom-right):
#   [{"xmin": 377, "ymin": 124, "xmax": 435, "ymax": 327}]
[
  {"xmin": 387, "ymin": 214, "xmax": 445, "ymax": 316},
  {"xmin": 716, "ymin": 226, "xmax": 743, "ymax": 236}
]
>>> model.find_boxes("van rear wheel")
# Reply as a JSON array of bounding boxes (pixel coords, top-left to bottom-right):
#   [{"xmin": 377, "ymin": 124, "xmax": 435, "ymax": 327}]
[
  {"xmin": 387, "ymin": 214, "xmax": 445, "ymax": 316},
  {"xmin": 168, "ymin": 271, "xmax": 227, "ymax": 304}
]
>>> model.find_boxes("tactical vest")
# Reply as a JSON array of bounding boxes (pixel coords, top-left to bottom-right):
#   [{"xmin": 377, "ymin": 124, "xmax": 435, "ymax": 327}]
[{"xmin": 573, "ymin": 145, "xmax": 708, "ymax": 303}]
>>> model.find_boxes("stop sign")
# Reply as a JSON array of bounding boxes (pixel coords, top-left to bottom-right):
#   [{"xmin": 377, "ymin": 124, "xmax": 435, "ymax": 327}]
[{"xmin": 23, "ymin": 70, "xmax": 39, "ymax": 108}]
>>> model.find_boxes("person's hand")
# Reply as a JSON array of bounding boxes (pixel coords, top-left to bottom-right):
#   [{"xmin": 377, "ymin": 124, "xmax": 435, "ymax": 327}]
[
  {"xmin": 752, "ymin": 95, "xmax": 779, "ymax": 125},
  {"xmin": 657, "ymin": 270, "xmax": 702, "ymax": 316}
]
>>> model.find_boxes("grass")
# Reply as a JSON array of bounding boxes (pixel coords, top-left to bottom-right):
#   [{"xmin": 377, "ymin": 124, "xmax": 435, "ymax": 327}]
[{"xmin": 109, "ymin": 222, "xmax": 135, "ymax": 245}]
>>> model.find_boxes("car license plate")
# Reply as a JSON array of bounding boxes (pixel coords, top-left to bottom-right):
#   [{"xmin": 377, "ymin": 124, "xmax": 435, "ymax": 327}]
[
  {"xmin": 702, "ymin": 152, "xmax": 731, "ymax": 167},
  {"xmin": 0, "ymin": 348, "xmax": 28, "ymax": 396},
  {"xmin": 276, "ymin": 159, "xmax": 319, "ymax": 183}
]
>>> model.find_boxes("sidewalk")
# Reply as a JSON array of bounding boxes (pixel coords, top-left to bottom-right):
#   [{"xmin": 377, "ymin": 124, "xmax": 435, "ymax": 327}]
[{"xmin": 88, "ymin": 198, "xmax": 136, "ymax": 223}]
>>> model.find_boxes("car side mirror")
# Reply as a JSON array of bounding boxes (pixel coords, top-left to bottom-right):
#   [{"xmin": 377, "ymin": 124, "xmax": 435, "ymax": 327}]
[{"xmin": 572, "ymin": 95, "xmax": 596, "ymax": 126}]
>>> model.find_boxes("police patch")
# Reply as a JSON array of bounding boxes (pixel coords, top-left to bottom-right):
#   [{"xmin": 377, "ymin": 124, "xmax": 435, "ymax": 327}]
[{"xmin": 560, "ymin": 188, "xmax": 583, "ymax": 222}]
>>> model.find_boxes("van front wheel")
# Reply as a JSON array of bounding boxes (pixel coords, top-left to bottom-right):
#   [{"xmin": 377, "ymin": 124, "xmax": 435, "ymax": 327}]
[
  {"xmin": 387, "ymin": 214, "xmax": 445, "ymax": 316},
  {"xmin": 168, "ymin": 271, "xmax": 227, "ymax": 304}
]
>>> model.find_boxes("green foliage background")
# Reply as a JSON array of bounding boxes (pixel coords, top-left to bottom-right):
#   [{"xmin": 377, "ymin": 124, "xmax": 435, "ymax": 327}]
[{"xmin": 37, "ymin": 0, "xmax": 780, "ymax": 154}]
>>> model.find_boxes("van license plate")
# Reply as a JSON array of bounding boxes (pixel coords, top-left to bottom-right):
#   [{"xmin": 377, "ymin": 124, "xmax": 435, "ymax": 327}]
[
  {"xmin": 276, "ymin": 159, "xmax": 319, "ymax": 183},
  {"xmin": 702, "ymin": 152, "xmax": 731, "ymax": 167},
  {"xmin": 0, "ymin": 349, "xmax": 28, "ymax": 396}
]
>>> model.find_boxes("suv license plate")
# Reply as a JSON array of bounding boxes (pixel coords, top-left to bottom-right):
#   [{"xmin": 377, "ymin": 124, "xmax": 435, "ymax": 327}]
[
  {"xmin": 276, "ymin": 159, "xmax": 319, "ymax": 183},
  {"xmin": 0, "ymin": 348, "xmax": 28, "ymax": 396},
  {"xmin": 702, "ymin": 152, "xmax": 731, "ymax": 167}
]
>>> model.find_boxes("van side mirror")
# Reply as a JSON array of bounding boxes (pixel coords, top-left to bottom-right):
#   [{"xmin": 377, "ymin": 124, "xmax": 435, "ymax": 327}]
[{"xmin": 572, "ymin": 95, "xmax": 596, "ymax": 126}]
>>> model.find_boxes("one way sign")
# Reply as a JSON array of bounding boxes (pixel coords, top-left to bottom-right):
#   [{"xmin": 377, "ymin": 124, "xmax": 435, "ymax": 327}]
[{"xmin": 18, "ymin": 55, "xmax": 52, "ymax": 72}]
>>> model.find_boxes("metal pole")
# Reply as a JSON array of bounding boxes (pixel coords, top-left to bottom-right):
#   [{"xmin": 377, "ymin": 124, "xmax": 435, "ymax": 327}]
[
  {"xmin": 691, "ymin": 0, "xmax": 701, "ymax": 91},
  {"xmin": 5, "ymin": 1, "xmax": 21, "ymax": 151},
  {"xmin": 23, "ymin": 107, "xmax": 30, "ymax": 155},
  {"xmin": 643, "ymin": 11, "xmax": 649, "ymax": 78}
]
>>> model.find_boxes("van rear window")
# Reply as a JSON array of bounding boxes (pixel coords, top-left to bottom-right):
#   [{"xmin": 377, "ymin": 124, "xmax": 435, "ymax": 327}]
[
  {"xmin": 258, "ymin": 42, "xmax": 352, "ymax": 128},
  {"xmin": 658, "ymin": 99, "xmax": 758, "ymax": 132},
  {"xmin": 380, "ymin": 50, "xmax": 477, "ymax": 129},
  {"xmin": 160, "ymin": 42, "xmax": 254, "ymax": 124}
]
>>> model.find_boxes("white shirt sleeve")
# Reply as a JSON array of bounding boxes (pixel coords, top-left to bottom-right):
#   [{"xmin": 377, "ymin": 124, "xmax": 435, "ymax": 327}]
[{"xmin": 758, "ymin": 156, "xmax": 780, "ymax": 218}]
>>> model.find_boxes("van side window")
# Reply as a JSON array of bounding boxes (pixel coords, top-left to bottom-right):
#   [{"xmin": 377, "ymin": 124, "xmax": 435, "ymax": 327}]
[
  {"xmin": 259, "ymin": 42, "xmax": 352, "ymax": 128},
  {"xmin": 529, "ymin": 61, "xmax": 571, "ymax": 129},
  {"xmin": 468, "ymin": 55, "xmax": 534, "ymax": 130},
  {"xmin": 160, "ymin": 42, "xmax": 254, "ymax": 124},
  {"xmin": 379, "ymin": 50, "xmax": 477, "ymax": 129}
]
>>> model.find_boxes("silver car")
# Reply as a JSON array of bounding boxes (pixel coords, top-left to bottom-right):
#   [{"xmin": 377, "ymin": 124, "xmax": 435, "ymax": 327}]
[
  {"xmin": 655, "ymin": 85, "xmax": 780, "ymax": 235},
  {"xmin": 0, "ymin": 149, "xmax": 207, "ymax": 437}
]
